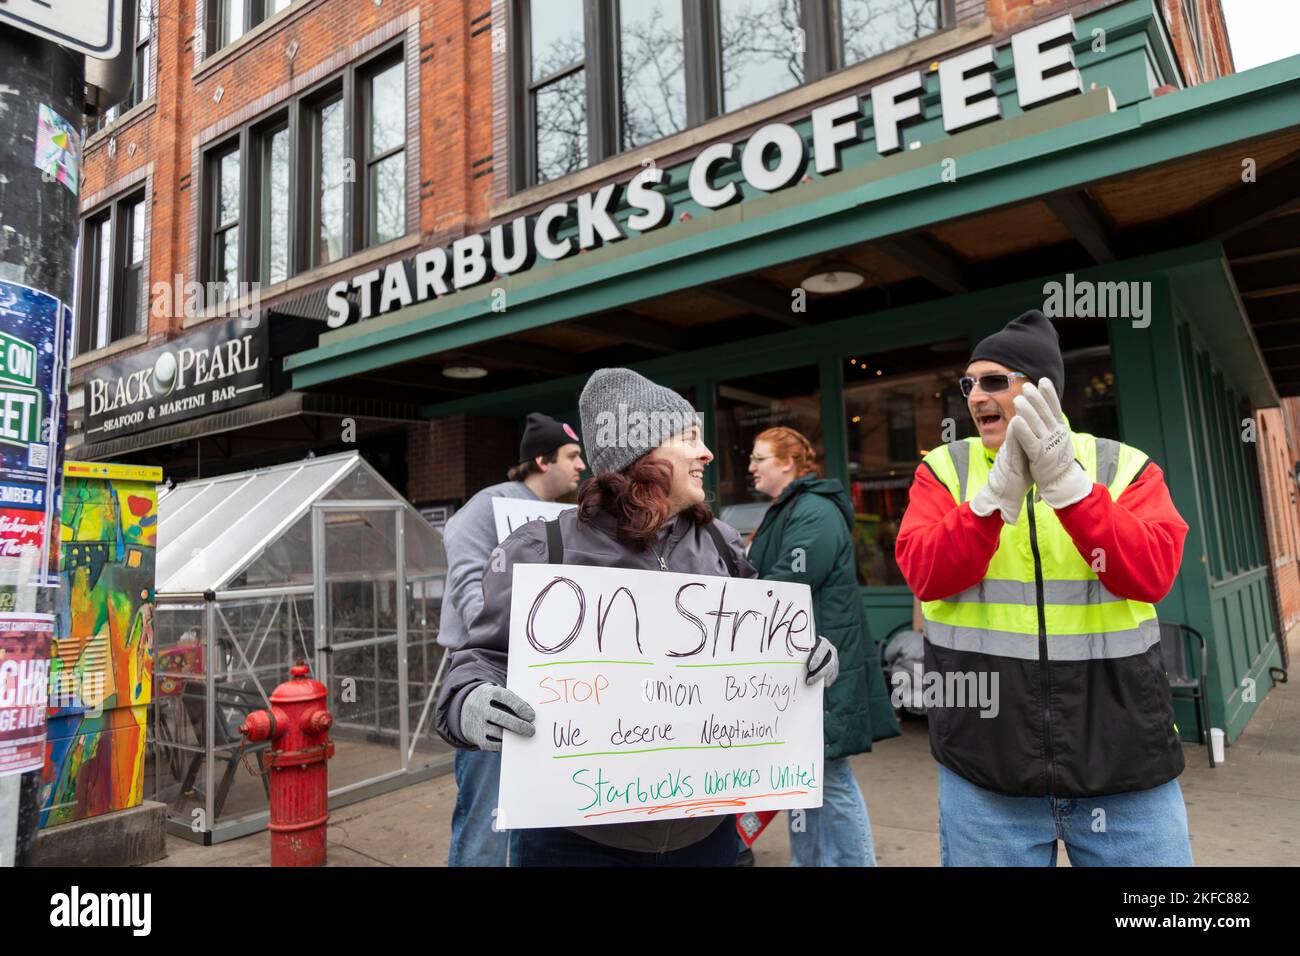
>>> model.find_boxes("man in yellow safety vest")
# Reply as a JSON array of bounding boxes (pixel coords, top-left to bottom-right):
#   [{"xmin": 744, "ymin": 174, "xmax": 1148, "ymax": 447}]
[{"xmin": 897, "ymin": 309, "xmax": 1193, "ymax": 866}]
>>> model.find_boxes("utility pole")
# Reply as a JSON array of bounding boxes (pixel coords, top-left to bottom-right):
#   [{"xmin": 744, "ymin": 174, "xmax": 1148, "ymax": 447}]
[{"xmin": 0, "ymin": 21, "xmax": 84, "ymax": 867}]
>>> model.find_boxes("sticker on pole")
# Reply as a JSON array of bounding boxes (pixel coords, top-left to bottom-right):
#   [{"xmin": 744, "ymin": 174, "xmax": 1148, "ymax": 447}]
[
  {"xmin": 35, "ymin": 105, "xmax": 82, "ymax": 196},
  {"xmin": 0, "ymin": 281, "xmax": 71, "ymax": 589},
  {"xmin": 0, "ymin": 1, "xmax": 122, "ymax": 59},
  {"xmin": 0, "ymin": 613, "xmax": 54, "ymax": 777},
  {"xmin": 498, "ymin": 564, "xmax": 824, "ymax": 830}
]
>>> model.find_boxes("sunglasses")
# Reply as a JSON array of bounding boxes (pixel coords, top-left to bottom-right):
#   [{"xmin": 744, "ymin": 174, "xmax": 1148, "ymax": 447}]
[{"xmin": 959, "ymin": 372, "xmax": 1027, "ymax": 398}]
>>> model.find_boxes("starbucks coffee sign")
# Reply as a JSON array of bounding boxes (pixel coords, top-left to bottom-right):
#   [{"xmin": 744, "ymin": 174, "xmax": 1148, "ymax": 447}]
[
  {"xmin": 84, "ymin": 316, "xmax": 268, "ymax": 439},
  {"xmin": 326, "ymin": 14, "xmax": 1084, "ymax": 328}
]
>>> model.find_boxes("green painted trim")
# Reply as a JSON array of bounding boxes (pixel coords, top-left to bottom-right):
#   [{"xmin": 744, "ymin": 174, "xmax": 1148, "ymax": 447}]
[
  {"xmin": 1223, "ymin": 640, "xmax": 1283, "ymax": 743},
  {"xmin": 418, "ymin": 241, "xmax": 1233, "ymax": 418}
]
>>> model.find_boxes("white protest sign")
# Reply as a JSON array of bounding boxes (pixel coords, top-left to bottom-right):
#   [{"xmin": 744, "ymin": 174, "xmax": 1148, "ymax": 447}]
[
  {"xmin": 499, "ymin": 563, "xmax": 823, "ymax": 830},
  {"xmin": 491, "ymin": 498, "xmax": 576, "ymax": 544}
]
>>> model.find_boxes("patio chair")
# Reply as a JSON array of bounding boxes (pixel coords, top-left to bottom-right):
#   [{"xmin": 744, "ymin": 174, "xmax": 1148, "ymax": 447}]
[
  {"xmin": 1157, "ymin": 622, "xmax": 1215, "ymax": 768},
  {"xmin": 175, "ymin": 682, "xmax": 273, "ymax": 817}
]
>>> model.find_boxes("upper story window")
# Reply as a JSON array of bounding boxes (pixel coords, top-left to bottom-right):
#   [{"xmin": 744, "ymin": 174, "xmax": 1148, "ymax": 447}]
[
  {"xmin": 76, "ymin": 193, "xmax": 147, "ymax": 355},
  {"xmin": 86, "ymin": 1, "xmax": 155, "ymax": 135},
  {"xmin": 1181, "ymin": 0, "xmax": 1206, "ymax": 78},
  {"xmin": 364, "ymin": 59, "xmax": 408, "ymax": 246},
  {"xmin": 718, "ymin": 0, "xmax": 806, "ymax": 112},
  {"xmin": 199, "ymin": 43, "xmax": 409, "ymax": 291},
  {"xmin": 206, "ymin": 0, "xmax": 295, "ymax": 57},
  {"xmin": 840, "ymin": 0, "xmax": 945, "ymax": 67},
  {"xmin": 210, "ymin": 145, "xmax": 242, "ymax": 301},
  {"xmin": 511, "ymin": 0, "xmax": 950, "ymax": 190},
  {"xmin": 527, "ymin": 0, "xmax": 589, "ymax": 183}
]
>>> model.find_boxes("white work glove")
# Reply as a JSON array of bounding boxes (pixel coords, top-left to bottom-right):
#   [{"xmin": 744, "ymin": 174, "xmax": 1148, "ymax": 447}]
[
  {"xmin": 805, "ymin": 636, "xmax": 839, "ymax": 688},
  {"xmin": 969, "ymin": 425, "xmax": 1031, "ymax": 524},
  {"xmin": 459, "ymin": 683, "xmax": 536, "ymax": 752},
  {"xmin": 1011, "ymin": 378, "xmax": 1093, "ymax": 510}
]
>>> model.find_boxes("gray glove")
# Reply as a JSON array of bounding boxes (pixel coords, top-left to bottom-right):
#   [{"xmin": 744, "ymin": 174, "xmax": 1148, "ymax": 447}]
[
  {"xmin": 805, "ymin": 636, "xmax": 839, "ymax": 688},
  {"xmin": 1012, "ymin": 379, "xmax": 1092, "ymax": 510},
  {"xmin": 969, "ymin": 425, "xmax": 1031, "ymax": 524},
  {"xmin": 459, "ymin": 683, "xmax": 536, "ymax": 752}
]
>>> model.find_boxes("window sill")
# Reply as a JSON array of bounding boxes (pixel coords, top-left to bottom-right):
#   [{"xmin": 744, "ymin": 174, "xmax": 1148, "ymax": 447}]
[
  {"xmin": 182, "ymin": 232, "xmax": 425, "ymax": 329},
  {"xmin": 83, "ymin": 98, "xmax": 157, "ymax": 154},
  {"xmin": 70, "ymin": 331, "xmax": 149, "ymax": 370},
  {"xmin": 493, "ymin": 18, "xmax": 992, "ymax": 219},
  {"xmin": 193, "ymin": 0, "xmax": 323, "ymax": 84}
]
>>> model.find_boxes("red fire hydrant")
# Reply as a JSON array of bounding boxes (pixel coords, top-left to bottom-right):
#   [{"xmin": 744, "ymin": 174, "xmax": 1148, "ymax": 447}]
[{"xmin": 239, "ymin": 662, "xmax": 335, "ymax": 866}]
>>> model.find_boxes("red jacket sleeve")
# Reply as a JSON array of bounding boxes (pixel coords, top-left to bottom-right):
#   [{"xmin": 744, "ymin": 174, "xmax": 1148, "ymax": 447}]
[
  {"xmin": 1055, "ymin": 461, "xmax": 1188, "ymax": 604},
  {"xmin": 896, "ymin": 462, "xmax": 1005, "ymax": 601}
]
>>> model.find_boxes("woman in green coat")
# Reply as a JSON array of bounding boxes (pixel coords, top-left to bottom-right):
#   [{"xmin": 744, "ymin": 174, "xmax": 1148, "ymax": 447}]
[{"xmin": 747, "ymin": 427, "xmax": 900, "ymax": 866}]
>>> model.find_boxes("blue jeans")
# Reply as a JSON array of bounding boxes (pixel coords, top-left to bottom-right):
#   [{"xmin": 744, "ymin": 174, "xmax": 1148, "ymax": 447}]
[
  {"xmin": 516, "ymin": 817, "xmax": 739, "ymax": 866},
  {"xmin": 448, "ymin": 749, "xmax": 521, "ymax": 867},
  {"xmin": 937, "ymin": 764, "xmax": 1193, "ymax": 866},
  {"xmin": 788, "ymin": 756, "xmax": 877, "ymax": 867}
]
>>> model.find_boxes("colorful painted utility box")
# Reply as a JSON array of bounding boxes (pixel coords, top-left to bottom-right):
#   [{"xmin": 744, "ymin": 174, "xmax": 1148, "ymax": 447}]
[{"xmin": 39, "ymin": 461, "xmax": 161, "ymax": 827}]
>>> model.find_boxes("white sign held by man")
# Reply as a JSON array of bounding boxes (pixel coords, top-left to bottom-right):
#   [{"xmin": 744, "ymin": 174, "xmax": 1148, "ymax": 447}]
[
  {"xmin": 498, "ymin": 563, "xmax": 824, "ymax": 830},
  {"xmin": 491, "ymin": 498, "xmax": 576, "ymax": 544}
]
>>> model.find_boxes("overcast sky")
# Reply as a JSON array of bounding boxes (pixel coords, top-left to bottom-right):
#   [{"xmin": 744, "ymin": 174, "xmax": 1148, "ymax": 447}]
[{"xmin": 1221, "ymin": 0, "xmax": 1300, "ymax": 70}]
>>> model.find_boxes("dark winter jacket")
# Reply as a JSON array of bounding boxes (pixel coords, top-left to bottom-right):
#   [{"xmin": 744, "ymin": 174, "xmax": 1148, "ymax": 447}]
[
  {"xmin": 435, "ymin": 506, "xmax": 756, "ymax": 854},
  {"xmin": 748, "ymin": 475, "xmax": 901, "ymax": 759}
]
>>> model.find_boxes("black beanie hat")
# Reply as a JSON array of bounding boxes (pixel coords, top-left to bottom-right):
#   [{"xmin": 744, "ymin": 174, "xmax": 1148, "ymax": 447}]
[
  {"xmin": 969, "ymin": 309, "xmax": 1064, "ymax": 395},
  {"xmin": 519, "ymin": 412, "xmax": 580, "ymax": 462}
]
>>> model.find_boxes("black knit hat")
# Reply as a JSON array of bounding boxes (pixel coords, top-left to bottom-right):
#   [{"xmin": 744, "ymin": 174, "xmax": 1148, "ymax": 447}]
[
  {"xmin": 519, "ymin": 413, "xmax": 580, "ymax": 462},
  {"xmin": 969, "ymin": 310, "xmax": 1064, "ymax": 395}
]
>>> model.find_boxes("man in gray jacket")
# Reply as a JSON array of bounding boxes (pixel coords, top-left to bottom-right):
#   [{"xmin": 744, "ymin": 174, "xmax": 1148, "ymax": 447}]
[{"xmin": 442, "ymin": 412, "xmax": 584, "ymax": 866}]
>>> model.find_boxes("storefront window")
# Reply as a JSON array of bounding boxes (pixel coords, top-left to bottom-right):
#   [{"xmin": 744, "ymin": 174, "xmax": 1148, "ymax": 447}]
[
  {"xmin": 843, "ymin": 339, "xmax": 1121, "ymax": 587},
  {"xmin": 843, "ymin": 340, "xmax": 970, "ymax": 586},
  {"xmin": 714, "ymin": 367, "xmax": 822, "ymax": 532}
]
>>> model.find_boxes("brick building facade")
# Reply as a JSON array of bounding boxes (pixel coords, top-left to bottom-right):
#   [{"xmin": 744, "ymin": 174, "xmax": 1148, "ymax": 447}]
[
  {"xmin": 1259, "ymin": 398, "xmax": 1300, "ymax": 657},
  {"xmin": 73, "ymin": 0, "xmax": 1241, "ymax": 509}
]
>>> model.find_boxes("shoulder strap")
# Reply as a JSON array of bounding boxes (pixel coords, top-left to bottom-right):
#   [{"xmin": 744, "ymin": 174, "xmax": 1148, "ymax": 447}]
[
  {"xmin": 545, "ymin": 518, "xmax": 564, "ymax": 564},
  {"xmin": 704, "ymin": 522, "xmax": 739, "ymax": 578}
]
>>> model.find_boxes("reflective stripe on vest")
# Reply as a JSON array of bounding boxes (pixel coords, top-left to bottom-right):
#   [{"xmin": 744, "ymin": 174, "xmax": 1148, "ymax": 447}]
[
  {"xmin": 927, "ymin": 617, "xmax": 1161, "ymax": 661},
  {"xmin": 921, "ymin": 432, "xmax": 1158, "ymax": 661},
  {"xmin": 948, "ymin": 578, "xmax": 1127, "ymax": 606}
]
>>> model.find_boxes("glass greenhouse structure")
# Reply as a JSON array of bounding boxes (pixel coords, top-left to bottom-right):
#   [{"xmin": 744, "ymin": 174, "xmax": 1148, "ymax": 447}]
[{"xmin": 145, "ymin": 451, "xmax": 452, "ymax": 843}]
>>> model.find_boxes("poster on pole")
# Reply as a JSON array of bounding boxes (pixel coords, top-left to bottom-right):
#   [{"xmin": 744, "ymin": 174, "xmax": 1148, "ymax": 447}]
[
  {"xmin": 0, "ymin": 281, "xmax": 70, "ymax": 591},
  {"xmin": 491, "ymin": 498, "xmax": 576, "ymax": 544},
  {"xmin": 499, "ymin": 564, "xmax": 823, "ymax": 830},
  {"xmin": 0, "ymin": 613, "xmax": 55, "ymax": 777}
]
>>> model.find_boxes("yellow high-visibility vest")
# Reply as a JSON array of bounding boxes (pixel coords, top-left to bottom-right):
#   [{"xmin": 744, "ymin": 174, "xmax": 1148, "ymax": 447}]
[{"xmin": 921, "ymin": 432, "xmax": 1158, "ymax": 661}]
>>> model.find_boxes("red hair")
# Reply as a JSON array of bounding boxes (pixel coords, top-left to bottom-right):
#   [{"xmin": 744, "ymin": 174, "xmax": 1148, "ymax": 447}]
[
  {"xmin": 755, "ymin": 427, "xmax": 820, "ymax": 478},
  {"xmin": 578, "ymin": 453, "xmax": 713, "ymax": 549}
]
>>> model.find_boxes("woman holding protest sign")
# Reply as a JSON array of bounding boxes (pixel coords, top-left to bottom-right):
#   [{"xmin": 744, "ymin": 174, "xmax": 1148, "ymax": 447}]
[
  {"xmin": 434, "ymin": 368, "xmax": 842, "ymax": 866},
  {"xmin": 746, "ymin": 427, "xmax": 900, "ymax": 866}
]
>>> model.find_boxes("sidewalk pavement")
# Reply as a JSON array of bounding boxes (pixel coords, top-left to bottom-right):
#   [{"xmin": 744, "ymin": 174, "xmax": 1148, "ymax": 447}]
[{"xmin": 151, "ymin": 643, "xmax": 1299, "ymax": 867}]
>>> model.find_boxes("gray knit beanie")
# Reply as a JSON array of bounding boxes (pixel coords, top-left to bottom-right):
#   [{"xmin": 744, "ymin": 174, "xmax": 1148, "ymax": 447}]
[{"xmin": 579, "ymin": 368, "xmax": 701, "ymax": 476}]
